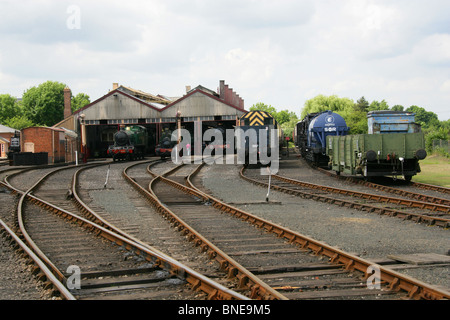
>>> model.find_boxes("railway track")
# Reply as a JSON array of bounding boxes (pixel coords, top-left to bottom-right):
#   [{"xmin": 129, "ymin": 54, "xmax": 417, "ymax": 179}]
[
  {"xmin": 2, "ymin": 159, "xmax": 448, "ymax": 300},
  {"xmin": 2, "ymin": 162, "xmax": 247, "ymax": 300},
  {"xmin": 136, "ymin": 161, "xmax": 449, "ymax": 300},
  {"xmin": 124, "ymin": 161, "xmax": 282, "ymax": 300},
  {"xmin": 314, "ymin": 165, "xmax": 450, "ymax": 206},
  {"xmin": 242, "ymin": 166, "xmax": 450, "ymax": 228}
]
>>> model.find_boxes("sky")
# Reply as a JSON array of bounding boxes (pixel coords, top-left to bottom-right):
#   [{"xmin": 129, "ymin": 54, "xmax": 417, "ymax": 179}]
[{"xmin": 0, "ymin": 0, "xmax": 449, "ymax": 120}]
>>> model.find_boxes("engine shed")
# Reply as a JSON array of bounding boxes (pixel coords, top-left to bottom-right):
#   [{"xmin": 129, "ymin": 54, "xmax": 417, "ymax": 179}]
[{"xmin": 56, "ymin": 80, "xmax": 247, "ymax": 160}]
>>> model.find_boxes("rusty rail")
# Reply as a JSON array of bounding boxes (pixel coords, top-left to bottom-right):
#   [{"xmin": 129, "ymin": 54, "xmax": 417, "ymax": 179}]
[
  {"xmin": 5, "ymin": 162, "xmax": 247, "ymax": 301},
  {"xmin": 272, "ymin": 174, "xmax": 450, "ymax": 213},
  {"xmin": 215, "ymin": 165, "xmax": 450, "ymax": 300},
  {"xmin": 124, "ymin": 161, "xmax": 286, "ymax": 300},
  {"xmin": 243, "ymin": 168, "xmax": 449, "ymax": 228},
  {"xmin": 314, "ymin": 166, "xmax": 450, "ymax": 206},
  {"xmin": 408, "ymin": 181, "xmax": 450, "ymax": 195},
  {"xmin": 0, "ymin": 218, "xmax": 76, "ymax": 300}
]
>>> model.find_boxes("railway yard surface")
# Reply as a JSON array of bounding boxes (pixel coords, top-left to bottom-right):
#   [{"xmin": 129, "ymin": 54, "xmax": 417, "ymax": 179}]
[{"xmin": 0, "ymin": 151, "xmax": 449, "ymax": 307}]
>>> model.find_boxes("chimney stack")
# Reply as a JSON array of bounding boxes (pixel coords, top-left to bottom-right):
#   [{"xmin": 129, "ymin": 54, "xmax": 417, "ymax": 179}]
[
  {"xmin": 113, "ymin": 83, "xmax": 119, "ymax": 90},
  {"xmin": 63, "ymin": 87, "xmax": 72, "ymax": 119}
]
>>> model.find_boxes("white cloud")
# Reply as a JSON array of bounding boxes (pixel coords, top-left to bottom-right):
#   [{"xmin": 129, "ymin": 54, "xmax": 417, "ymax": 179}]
[
  {"xmin": 412, "ymin": 34, "xmax": 450, "ymax": 66},
  {"xmin": 0, "ymin": 0, "xmax": 449, "ymax": 120}
]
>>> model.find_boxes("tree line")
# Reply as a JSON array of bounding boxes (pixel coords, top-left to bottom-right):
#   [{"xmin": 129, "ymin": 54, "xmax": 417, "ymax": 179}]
[
  {"xmin": 251, "ymin": 94, "xmax": 450, "ymax": 154},
  {"xmin": 0, "ymin": 80, "xmax": 90, "ymax": 129}
]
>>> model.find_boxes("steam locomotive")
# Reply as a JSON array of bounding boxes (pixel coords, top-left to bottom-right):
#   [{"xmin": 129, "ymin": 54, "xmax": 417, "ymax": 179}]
[
  {"xmin": 155, "ymin": 128, "xmax": 177, "ymax": 159},
  {"xmin": 107, "ymin": 125, "xmax": 148, "ymax": 161}
]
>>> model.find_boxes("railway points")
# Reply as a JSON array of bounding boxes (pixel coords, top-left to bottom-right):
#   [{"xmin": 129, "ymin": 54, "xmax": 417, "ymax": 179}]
[{"xmin": 0, "ymin": 151, "xmax": 448, "ymax": 302}]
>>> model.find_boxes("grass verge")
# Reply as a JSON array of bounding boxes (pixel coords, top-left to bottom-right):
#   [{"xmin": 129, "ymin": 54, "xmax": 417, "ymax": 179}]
[{"xmin": 413, "ymin": 154, "xmax": 450, "ymax": 187}]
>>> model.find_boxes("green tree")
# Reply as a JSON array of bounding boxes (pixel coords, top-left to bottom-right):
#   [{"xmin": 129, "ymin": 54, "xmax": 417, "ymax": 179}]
[
  {"xmin": 22, "ymin": 81, "xmax": 67, "ymax": 126},
  {"xmin": 301, "ymin": 94, "xmax": 354, "ymax": 119},
  {"xmin": 405, "ymin": 105, "xmax": 439, "ymax": 129},
  {"xmin": 250, "ymin": 103, "xmax": 300, "ymax": 140},
  {"xmin": 3, "ymin": 115, "xmax": 34, "ymax": 130},
  {"xmin": 249, "ymin": 102, "xmax": 277, "ymax": 115},
  {"xmin": 71, "ymin": 93, "xmax": 90, "ymax": 112},
  {"xmin": 391, "ymin": 105, "xmax": 404, "ymax": 111},
  {"xmin": 425, "ymin": 127, "xmax": 449, "ymax": 153},
  {"xmin": 354, "ymin": 96, "xmax": 369, "ymax": 112},
  {"xmin": 368, "ymin": 99, "xmax": 389, "ymax": 111},
  {"xmin": 0, "ymin": 94, "xmax": 19, "ymax": 122},
  {"xmin": 302, "ymin": 94, "xmax": 366, "ymax": 133}
]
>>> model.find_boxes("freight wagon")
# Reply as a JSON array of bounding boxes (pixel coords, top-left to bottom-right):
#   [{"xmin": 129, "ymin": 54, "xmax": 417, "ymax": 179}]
[{"xmin": 326, "ymin": 111, "xmax": 427, "ymax": 180}]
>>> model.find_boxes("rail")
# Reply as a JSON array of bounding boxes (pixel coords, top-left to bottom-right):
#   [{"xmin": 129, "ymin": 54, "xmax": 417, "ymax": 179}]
[
  {"xmin": 0, "ymin": 218, "xmax": 76, "ymax": 300},
  {"xmin": 5, "ymin": 162, "xmax": 247, "ymax": 300},
  {"xmin": 128, "ymin": 161, "xmax": 288, "ymax": 300},
  {"xmin": 234, "ymin": 165, "xmax": 450, "ymax": 300}
]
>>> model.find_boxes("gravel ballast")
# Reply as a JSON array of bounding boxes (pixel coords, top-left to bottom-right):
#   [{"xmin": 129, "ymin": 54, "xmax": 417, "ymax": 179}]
[{"xmin": 200, "ymin": 158, "xmax": 449, "ymax": 290}]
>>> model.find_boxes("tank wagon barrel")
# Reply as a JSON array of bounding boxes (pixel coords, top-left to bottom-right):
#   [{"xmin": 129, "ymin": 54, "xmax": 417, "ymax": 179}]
[{"xmin": 296, "ymin": 110, "xmax": 349, "ymax": 167}]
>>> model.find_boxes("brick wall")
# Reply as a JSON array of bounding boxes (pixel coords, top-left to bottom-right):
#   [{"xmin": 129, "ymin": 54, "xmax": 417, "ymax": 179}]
[
  {"xmin": 64, "ymin": 87, "xmax": 72, "ymax": 119},
  {"xmin": 21, "ymin": 127, "xmax": 67, "ymax": 163},
  {"xmin": 0, "ymin": 132, "xmax": 14, "ymax": 158},
  {"xmin": 219, "ymin": 80, "xmax": 244, "ymax": 110}
]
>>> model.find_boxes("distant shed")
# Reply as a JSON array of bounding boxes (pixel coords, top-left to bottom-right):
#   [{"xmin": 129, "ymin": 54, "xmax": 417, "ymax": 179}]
[
  {"xmin": 21, "ymin": 126, "xmax": 78, "ymax": 164},
  {"xmin": 60, "ymin": 81, "xmax": 246, "ymax": 159},
  {"xmin": 0, "ymin": 124, "xmax": 16, "ymax": 158}
]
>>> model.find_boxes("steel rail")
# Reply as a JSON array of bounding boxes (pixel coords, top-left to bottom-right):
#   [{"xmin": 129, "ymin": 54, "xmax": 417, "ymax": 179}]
[
  {"xmin": 314, "ymin": 166, "xmax": 450, "ymax": 206},
  {"xmin": 273, "ymin": 173, "xmax": 450, "ymax": 213},
  {"xmin": 71, "ymin": 160, "xmax": 170, "ymax": 256},
  {"xmin": 242, "ymin": 168, "xmax": 449, "ymax": 228},
  {"xmin": 15, "ymin": 165, "xmax": 92, "ymax": 286},
  {"xmin": 71, "ymin": 159, "xmax": 246, "ymax": 300},
  {"xmin": 6, "ymin": 162, "xmax": 246, "ymax": 301},
  {"xmin": 126, "ymin": 161, "xmax": 288, "ymax": 300},
  {"xmin": 190, "ymin": 164, "xmax": 450, "ymax": 300},
  {"xmin": 25, "ymin": 192, "xmax": 246, "ymax": 300},
  {"xmin": 0, "ymin": 218, "xmax": 76, "ymax": 300},
  {"xmin": 408, "ymin": 181, "xmax": 450, "ymax": 195}
]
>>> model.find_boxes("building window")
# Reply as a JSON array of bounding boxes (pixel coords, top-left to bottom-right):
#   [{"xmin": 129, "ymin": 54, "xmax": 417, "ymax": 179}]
[
  {"xmin": 101, "ymin": 128, "xmax": 116, "ymax": 142},
  {"xmin": 222, "ymin": 115, "xmax": 237, "ymax": 120},
  {"xmin": 85, "ymin": 120, "xmax": 100, "ymax": 125}
]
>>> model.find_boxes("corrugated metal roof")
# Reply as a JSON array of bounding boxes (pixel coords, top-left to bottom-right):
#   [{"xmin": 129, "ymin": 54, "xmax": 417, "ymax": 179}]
[
  {"xmin": 118, "ymin": 86, "xmax": 172, "ymax": 105},
  {"xmin": 0, "ymin": 124, "xmax": 16, "ymax": 133}
]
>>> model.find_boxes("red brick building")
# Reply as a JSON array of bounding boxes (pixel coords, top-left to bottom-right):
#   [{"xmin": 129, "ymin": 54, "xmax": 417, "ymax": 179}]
[
  {"xmin": 0, "ymin": 124, "xmax": 16, "ymax": 158},
  {"xmin": 21, "ymin": 127, "xmax": 77, "ymax": 164}
]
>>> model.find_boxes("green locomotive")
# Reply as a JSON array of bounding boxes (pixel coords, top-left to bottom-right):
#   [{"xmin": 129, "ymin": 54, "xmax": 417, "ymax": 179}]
[
  {"xmin": 107, "ymin": 125, "xmax": 148, "ymax": 161},
  {"xmin": 326, "ymin": 111, "xmax": 427, "ymax": 181}
]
